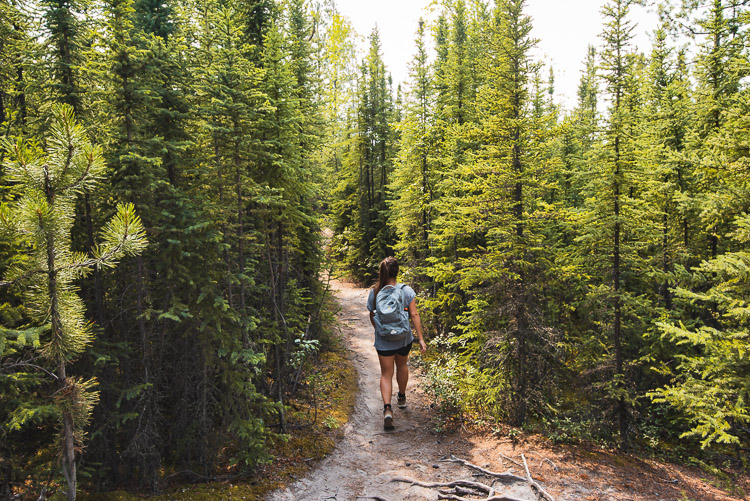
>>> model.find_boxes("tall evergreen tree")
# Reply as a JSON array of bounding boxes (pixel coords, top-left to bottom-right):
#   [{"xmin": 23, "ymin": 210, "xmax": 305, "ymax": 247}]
[
  {"xmin": 585, "ymin": 0, "xmax": 643, "ymax": 449},
  {"xmin": 0, "ymin": 0, "xmax": 34, "ymax": 137},
  {"xmin": 41, "ymin": 0, "xmax": 86, "ymax": 114},
  {"xmin": 391, "ymin": 18, "xmax": 435, "ymax": 270},
  {"xmin": 331, "ymin": 28, "xmax": 396, "ymax": 282}
]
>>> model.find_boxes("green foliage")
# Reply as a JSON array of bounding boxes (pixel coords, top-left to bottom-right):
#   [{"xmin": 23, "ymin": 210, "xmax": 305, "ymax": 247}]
[
  {"xmin": 650, "ymin": 213, "xmax": 750, "ymax": 448},
  {"xmin": 1, "ymin": 0, "xmax": 749, "ymax": 496},
  {"xmin": 330, "ymin": 28, "xmax": 398, "ymax": 283},
  {"xmin": 1, "ymin": 103, "xmax": 146, "ymax": 499},
  {"xmin": 333, "ymin": 0, "xmax": 749, "ymax": 462}
]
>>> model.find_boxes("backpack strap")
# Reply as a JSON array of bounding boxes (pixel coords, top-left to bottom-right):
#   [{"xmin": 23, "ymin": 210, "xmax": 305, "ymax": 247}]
[{"xmin": 394, "ymin": 283, "xmax": 407, "ymax": 310}]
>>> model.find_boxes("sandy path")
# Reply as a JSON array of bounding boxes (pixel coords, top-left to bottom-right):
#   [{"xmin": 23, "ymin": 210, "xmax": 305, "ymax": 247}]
[{"xmin": 267, "ymin": 279, "xmax": 537, "ymax": 501}]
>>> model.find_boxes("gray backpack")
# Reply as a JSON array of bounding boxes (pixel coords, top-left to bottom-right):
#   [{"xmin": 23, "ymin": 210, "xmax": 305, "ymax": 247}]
[{"xmin": 373, "ymin": 284, "xmax": 410, "ymax": 341}]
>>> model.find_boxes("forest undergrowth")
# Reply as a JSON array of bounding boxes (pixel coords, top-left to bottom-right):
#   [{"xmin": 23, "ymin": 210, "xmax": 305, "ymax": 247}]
[
  {"xmin": 417, "ymin": 348, "xmax": 750, "ymax": 500},
  {"xmin": 83, "ymin": 308, "xmax": 358, "ymax": 501}
]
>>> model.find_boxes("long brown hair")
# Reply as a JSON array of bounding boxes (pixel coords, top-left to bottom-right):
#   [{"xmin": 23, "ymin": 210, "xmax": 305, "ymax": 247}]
[{"xmin": 375, "ymin": 257, "xmax": 399, "ymax": 296}]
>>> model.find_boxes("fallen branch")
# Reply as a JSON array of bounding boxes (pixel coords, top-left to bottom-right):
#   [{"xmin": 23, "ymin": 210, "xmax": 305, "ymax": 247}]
[
  {"xmin": 521, "ymin": 454, "xmax": 555, "ymax": 501},
  {"xmin": 538, "ymin": 458, "xmax": 557, "ymax": 472},
  {"xmin": 499, "ymin": 452, "xmax": 523, "ymax": 468},
  {"xmin": 440, "ymin": 455, "xmax": 526, "ymax": 483},
  {"xmin": 524, "ymin": 451, "xmax": 558, "ymax": 472}
]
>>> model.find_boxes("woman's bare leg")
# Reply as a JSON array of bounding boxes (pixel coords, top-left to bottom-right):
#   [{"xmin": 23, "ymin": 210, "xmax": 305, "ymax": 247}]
[
  {"xmin": 378, "ymin": 354, "xmax": 396, "ymax": 405},
  {"xmin": 395, "ymin": 353, "xmax": 409, "ymax": 394}
]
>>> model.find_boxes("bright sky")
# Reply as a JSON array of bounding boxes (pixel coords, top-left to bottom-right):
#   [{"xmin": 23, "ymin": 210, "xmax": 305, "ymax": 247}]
[{"xmin": 334, "ymin": 0, "xmax": 661, "ymax": 110}]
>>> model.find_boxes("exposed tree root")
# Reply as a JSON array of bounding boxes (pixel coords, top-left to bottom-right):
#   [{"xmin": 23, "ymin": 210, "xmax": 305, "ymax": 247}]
[
  {"xmin": 392, "ymin": 454, "xmax": 556, "ymax": 501},
  {"xmin": 499, "ymin": 452, "xmax": 523, "ymax": 469},
  {"xmin": 391, "ymin": 476, "xmax": 526, "ymax": 501},
  {"xmin": 437, "ymin": 494, "xmax": 528, "ymax": 501},
  {"xmin": 392, "ymin": 476, "xmax": 496, "ymax": 494}
]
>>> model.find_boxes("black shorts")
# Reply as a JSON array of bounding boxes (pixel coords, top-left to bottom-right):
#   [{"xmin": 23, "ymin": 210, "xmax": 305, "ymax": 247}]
[{"xmin": 376, "ymin": 341, "xmax": 413, "ymax": 357}]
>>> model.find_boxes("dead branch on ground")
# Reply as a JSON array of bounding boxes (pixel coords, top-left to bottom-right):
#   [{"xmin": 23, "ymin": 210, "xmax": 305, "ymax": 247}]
[
  {"xmin": 521, "ymin": 454, "xmax": 555, "ymax": 501},
  {"xmin": 439, "ymin": 455, "xmax": 525, "ymax": 483},
  {"xmin": 498, "ymin": 452, "xmax": 523, "ymax": 468},
  {"xmin": 524, "ymin": 451, "xmax": 559, "ymax": 472}
]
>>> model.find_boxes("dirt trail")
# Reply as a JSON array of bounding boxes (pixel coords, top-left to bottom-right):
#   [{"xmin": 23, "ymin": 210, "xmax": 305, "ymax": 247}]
[
  {"xmin": 267, "ymin": 280, "xmax": 745, "ymax": 501},
  {"xmin": 267, "ymin": 279, "xmax": 538, "ymax": 501}
]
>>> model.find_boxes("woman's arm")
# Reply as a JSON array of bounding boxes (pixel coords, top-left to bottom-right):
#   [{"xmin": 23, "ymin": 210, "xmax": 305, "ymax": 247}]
[
  {"xmin": 369, "ymin": 311, "xmax": 375, "ymax": 328},
  {"xmin": 408, "ymin": 299, "xmax": 427, "ymax": 353}
]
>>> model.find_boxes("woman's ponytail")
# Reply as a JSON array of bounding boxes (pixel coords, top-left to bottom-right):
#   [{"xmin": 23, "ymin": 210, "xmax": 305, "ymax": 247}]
[{"xmin": 375, "ymin": 257, "xmax": 399, "ymax": 296}]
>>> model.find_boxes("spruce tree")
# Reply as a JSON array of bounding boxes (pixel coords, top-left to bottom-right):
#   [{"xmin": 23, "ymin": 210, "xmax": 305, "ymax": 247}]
[
  {"xmin": 445, "ymin": 0, "xmax": 470, "ymax": 125},
  {"xmin": 649, "ymin": 85, "xmax": 750, "ymax": 451},
  {"xmin": 639, "ymin": 25, "xmax": 693, "ymax": 311},
  {"xmin": 687, "ymin": 0, "xmax": 747, "ymax": 260},
  {"xmin": 0, "ymin": 0, "xmax": 34, "ymax": 136},
  {"xmin": 472, "ymin": 0, "xmax": 556, "ymax": 426},
  {"xmin": 331, "ymin": 28, "xmax": 396, "ymax": 282},
  {"xmin": 391, "ymin": 18, "xmax": 434, "ymax": 270},
  {"xmin": 649, "ymin": 1, "xmax": 749, "ymax": 451},
  {"xmin": 41, "ymin": 0, "xmax": 86, "ymax": 114},
  {"xmin": 585, "ymin": 0, "xmax": 643, "ymax": 449}
]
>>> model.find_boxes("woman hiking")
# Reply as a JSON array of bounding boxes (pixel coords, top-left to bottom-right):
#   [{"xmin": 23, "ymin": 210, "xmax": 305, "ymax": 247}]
[{"xmin": 367, "ymin": 257, "xmax": 427, "ymax": 430}]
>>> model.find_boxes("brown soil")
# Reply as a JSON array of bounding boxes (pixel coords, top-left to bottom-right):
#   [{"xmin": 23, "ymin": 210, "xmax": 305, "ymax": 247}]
[{"xmin": 266, "ymin": 279, "xmax": 748, "ymax": 501}]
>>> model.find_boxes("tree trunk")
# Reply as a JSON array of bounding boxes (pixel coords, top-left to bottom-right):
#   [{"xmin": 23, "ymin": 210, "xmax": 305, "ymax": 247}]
[
  {"xmin": 136, "ymin": 256, "xmax": 149, "ymax": 384},
  {"xmin": 614, "ymin": 130, "xmax": 627, "ymax": 451},
  {"xmin": 235, "ymin": 154, "xmax": 246, "ymax": 313},
  {"xmin": 662, "ymin": 213, "xmax": 672, "ymax": 309},
  {"xmin": 46, "ymin": 219, "xmax": 77, "ymax": 500}
]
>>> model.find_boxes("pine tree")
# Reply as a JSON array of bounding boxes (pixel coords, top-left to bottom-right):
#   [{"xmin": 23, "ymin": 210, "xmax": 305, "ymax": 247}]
[{"xmin": 0, "ymin": 104, "xmax": 146, "ymax": 501}]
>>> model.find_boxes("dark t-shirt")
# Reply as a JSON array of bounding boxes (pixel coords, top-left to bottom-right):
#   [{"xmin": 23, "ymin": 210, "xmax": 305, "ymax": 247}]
[{"xmin": 367, "ymin": 284, "xmax": 416, "ymax": 351}]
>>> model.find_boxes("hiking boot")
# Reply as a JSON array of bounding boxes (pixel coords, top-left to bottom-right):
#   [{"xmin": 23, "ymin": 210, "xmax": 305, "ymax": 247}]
[
  {"xmin": 397, "ymin": 392, "xmax": 406, "ymax": 409},
  {"xmin": 383, "ymin": 404, "xmax": 394, "ymax": 430}
]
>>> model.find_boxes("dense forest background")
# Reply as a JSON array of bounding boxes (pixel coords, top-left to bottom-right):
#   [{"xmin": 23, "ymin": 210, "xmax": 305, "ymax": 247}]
[{"xmin": 0, "ymin": 0, "xmax": 748, "ymax": 498}]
